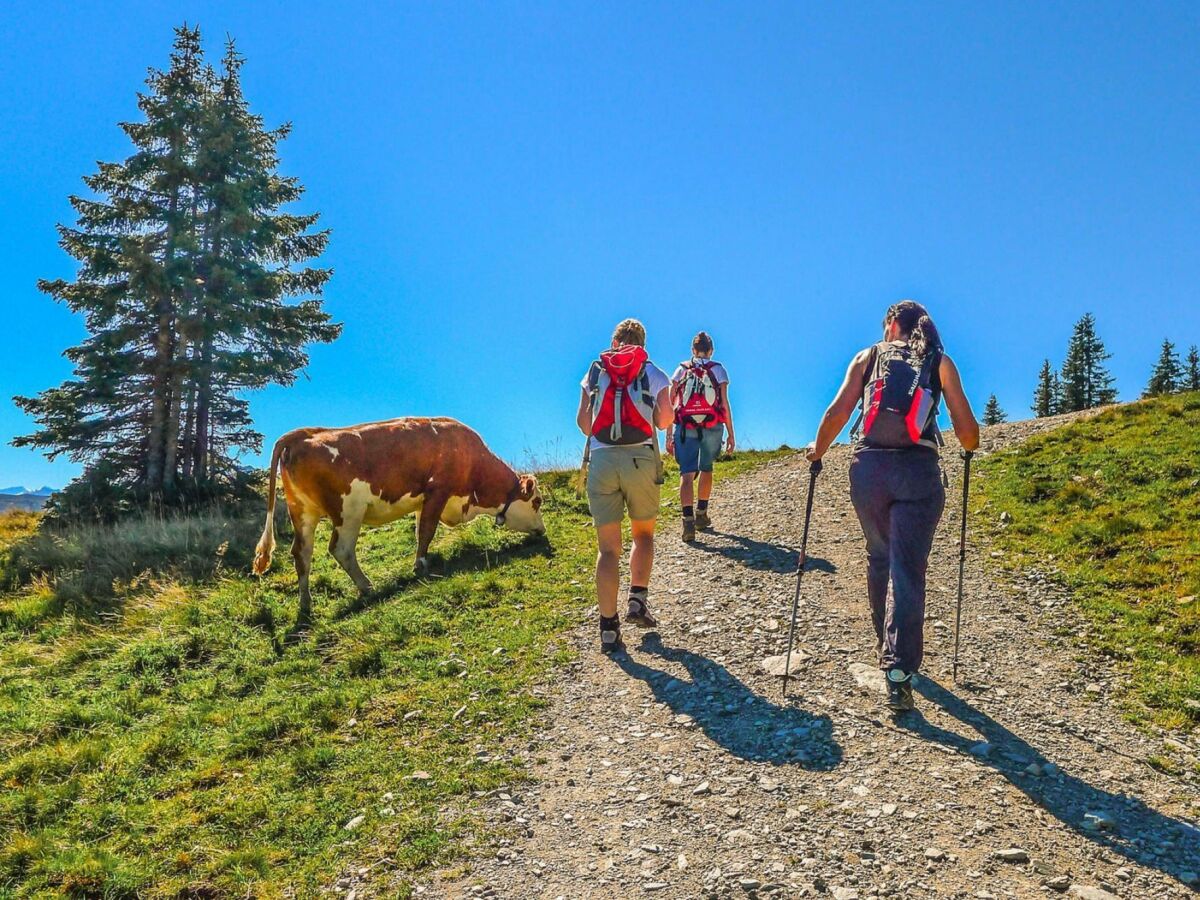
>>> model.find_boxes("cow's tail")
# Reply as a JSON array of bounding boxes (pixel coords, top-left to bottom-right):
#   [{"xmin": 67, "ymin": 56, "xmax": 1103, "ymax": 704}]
[{"xmin": 253, "ymin": 438, "xmax": 286, "ymax": 576}]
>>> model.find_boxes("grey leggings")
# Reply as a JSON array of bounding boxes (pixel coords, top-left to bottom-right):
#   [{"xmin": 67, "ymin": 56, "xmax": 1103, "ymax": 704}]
[{"xmin": 849, "ymin": 448, "xmax": 945, "ymax": 674}]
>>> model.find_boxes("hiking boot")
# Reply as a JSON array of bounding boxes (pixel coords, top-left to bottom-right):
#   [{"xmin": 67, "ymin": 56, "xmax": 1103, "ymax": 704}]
[
  {"xmin": 625, "ymin": 594, "xmax": 659, "ymax": 629},
  {"xmin": 886, "ymin": 668, "xmax": 915, "ymax": 712},
  {"xmin": 696, "ymin": 509, "xmax": 711, "ymax": 531},
  {"xmin": 600, "ymin": 617, "xmax": 623, "ymax": 654},
  {"xmin": 682, "ymin": 517, "xmax": 697, "ymax": 543}
]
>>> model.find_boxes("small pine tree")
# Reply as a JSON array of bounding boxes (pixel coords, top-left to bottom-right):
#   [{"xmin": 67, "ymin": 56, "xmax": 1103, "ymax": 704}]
[
  {"xmin": 1144, "ymin": 338, "xmax": 1184, "ymax": 397},
  {"xmin": 982, "ymin": 394, "xmax": 1007, "ymax": 425},
  {"xmin": 1032, "ymin": 359, "xmax": 1056, "ymax": 417},
  {"xmin": 1059, "ymin": 313, "xmax": 1117, "ymax": 411},
  {"xmin": 1186, "ymin": 345, "xmax": 1200, "ymax": 392}
]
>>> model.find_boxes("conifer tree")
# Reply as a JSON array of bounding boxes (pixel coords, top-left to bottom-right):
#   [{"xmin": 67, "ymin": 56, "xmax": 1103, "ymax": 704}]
[
  {"xmin": 1185, "ymin": 345, "xmax": 1200, "ymax": 392},
  {"xmin": 15, "ymin": 25, "xmax": 207, "ymax": 497},
  {"xmin": 15, "ymin": 26, "xmax": 340, "ymax": 512},
  {"xmin": 982, "ymin": 394, "xmax": 1007, "ymax": 425},
  {"xmin": 1032, "ymin": 359, "xmax": 1056, "ymax": 417},
  {"xmin": 1144, "ymin": 338, "xmax": 1184, "ymax": 397},
  {"xmin": 1058, "ymin": 313, "xmax": 1117, "ymax": 411}
]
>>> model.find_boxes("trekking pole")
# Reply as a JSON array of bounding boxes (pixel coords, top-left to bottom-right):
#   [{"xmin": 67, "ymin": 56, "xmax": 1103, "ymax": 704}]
[
  {"xmin": 783, "ymin": 459, "xmax": 822, "ymax": 699},
  {"xmin": 952, "ymin": 450, "xmax": 974, "ymax": 685}
]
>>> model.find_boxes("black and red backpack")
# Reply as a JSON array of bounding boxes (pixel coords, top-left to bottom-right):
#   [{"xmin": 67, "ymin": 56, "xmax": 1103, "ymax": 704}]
[
  {"xmin": 586, "ymin": 345, "xmax": 657, "ymax": 445},
  {"xmin": 853, "ymin": 342, "xmax": 943, "ymax": 449},
  {"xmin": 673, "ymin": 360, "xmax": 725, "ymax": 430}
]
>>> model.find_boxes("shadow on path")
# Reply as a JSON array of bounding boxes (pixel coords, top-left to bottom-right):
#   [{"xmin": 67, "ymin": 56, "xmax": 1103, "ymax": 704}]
[
  {"xmin": 613, "ymin": 633, "xmax": 842, "ymax": 771},
  {"xmin": 692, "ymin": 531, "xmax": 837, "ymax": 575},
  {"xmin": 901, "ymin": 676, "xmax": 1200, "ymax": 887}
]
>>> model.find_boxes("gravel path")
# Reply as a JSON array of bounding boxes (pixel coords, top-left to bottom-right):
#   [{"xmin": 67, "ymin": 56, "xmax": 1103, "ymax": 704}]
[{"xmin": 421, "ymin": 416, "xmax": 1200, "ymax": 899}]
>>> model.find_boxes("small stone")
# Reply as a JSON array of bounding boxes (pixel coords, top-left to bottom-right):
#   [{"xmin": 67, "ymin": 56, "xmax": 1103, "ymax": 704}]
[
  {"xmin": 343, "ymin": 814, "xmax": 365, "ymax": 831},
  {"xmin": 677, "ymin": 853, "xmax": 688, "ymax": 871},
  {"xmin": 693, "ymin": 781, "xmax": 712, "ymax": 796},
  {"xmin": 739, "ymin": 878, "xmax": 761, "ymax": 890},
  {"xmin": 1067, "ymin": 887, "xmax": 1118, "ymax": 900},
  {"xmin": 849, "ymin": 662, "xmax": 887, "ymax": 694},
  {"xmin": 1084, "ymin": 683, "xmax": 1103, "ymax": 695},
  {"xmin": 969, "ymin": 742, "xmax": 993, "ymax": 758},
  {"xmin": 1082, "ymin": 812, "xmax": 1115, "ymax": 831},
  {"xmin": 994, "ymin": 848, "xmax": 1029, "ymax": 863},
  {"xmin": 832, "ymin": 888, "xmax": 859, "ymax": 900},
  {"xmin": 1044, "ymin": 876, "xmax": 1071, "ymax": 892},
  {"xmin": 761, "ymin": 652, "xmax": 806, "ymax": 676},
  {"xmin": 667, "ymin": 774, "xmax": 684, "ymax": 786},
  {"xmin": 409, "ymin": 770, "xmax": 432, "ymax": 781},
  {"xmin": 925, "ymin": 848, "xmax": 946, "ymax": 861},
  {"xmin": 643, "ymin": 883, "xmax": 669, "ymax": 892},
  {"xmin": 882, "ymin": 803, "xmax": 898, "ymax": 816}
]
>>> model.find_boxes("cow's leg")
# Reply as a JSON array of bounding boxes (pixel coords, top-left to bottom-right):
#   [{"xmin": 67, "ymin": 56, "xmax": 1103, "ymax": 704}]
[
  {"xmin": 415, "ymin": 492, "xmax": 449, "ymax": 576},
  {"xmin": 290, "ymin": 508, "xmax": 319, "ymax": 622},
  {"xmin": 329, "ymin": 515, "xmax": 373, "ymax": 596}
]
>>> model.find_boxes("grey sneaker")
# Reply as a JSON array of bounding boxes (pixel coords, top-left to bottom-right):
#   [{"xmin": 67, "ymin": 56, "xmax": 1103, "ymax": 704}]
[
  {"xmin": 682, "ymin": 517, "xmax": 697, "ymax": 543},
  {"xmin": 886, "ymin": 669, "xmax": 915, "ymax": 712},
  {"xmin": 696, "ymin": 509, "xmax": 711, "ymax": 531},
  {"xmin": 625, "ymin": 595, "xmax": 659, "ymax": 629}
]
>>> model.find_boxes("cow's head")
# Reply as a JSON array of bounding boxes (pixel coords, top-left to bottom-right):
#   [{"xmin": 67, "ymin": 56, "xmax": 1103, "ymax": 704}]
[{"xmin": 496, "ymin": 474, "xmax": 545, "ymax": 535}]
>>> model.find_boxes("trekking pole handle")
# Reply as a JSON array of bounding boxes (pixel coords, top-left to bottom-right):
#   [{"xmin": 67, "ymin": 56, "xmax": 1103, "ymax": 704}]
[
  {"xmin": 960, "ymin": 449, "xmax": 974, "ymax": 462},
  {"xmin": 809, "ymin": 459, "xmax": 823, "ymax": 476}
]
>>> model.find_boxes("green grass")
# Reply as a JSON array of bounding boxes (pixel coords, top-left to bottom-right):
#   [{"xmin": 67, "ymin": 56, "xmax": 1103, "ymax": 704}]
[
  {"xmin": 974, "ymin": 393, "xmax": 1200, "ymax": 732},
  {"xmin": 0, "ymin": 449, "xmax": 789, "ymax": 898}
]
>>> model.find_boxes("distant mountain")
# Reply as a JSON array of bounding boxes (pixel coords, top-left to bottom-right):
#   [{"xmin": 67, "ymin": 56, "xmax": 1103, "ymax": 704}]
[
  {"xmin": 0, "ymin": 494, "xmax": 48, "ymax": 513},
  {"xmin": 0, "ymin": 486, "xmax": 56, "ymax": 497}
]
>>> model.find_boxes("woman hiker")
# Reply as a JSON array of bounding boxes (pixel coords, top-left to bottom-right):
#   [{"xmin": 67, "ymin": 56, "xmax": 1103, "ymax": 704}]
[
  {"xmin": 805, "ymin": 301, "xmax": 979, "ymax": 712},
  {"xmin": 666, "ymin": 331, "xmax": 736, "ymax": 542},
  {"xmin": 578, "ymin": 318, "xmax": 674, "ymax": 653}
]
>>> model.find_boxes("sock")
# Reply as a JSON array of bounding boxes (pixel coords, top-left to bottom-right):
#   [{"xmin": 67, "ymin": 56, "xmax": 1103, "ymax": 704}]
[
  {"xmin": 697, "ymin": 499, "xmax": 709, "ymax": 512},
  {"xmin": 682, "ymin": 506, "xmax": 694, "ymax": 519},
  {"xmin": 629, "ymin": 586, "xmax": 648, "ymax": 599}
]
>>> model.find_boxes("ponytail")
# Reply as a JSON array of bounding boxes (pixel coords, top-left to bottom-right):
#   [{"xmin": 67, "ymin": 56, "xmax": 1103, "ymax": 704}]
[
  {"xmin": 885, "ymin": 300, "xmax": 942, "ymax": 359},
  {"xmin": 692, "ymin": 331, "xmax": 714, "ymax": 355}
]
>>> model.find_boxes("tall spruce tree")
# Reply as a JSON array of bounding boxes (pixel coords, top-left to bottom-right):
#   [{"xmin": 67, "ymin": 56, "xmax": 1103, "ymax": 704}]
[
  {"xmin": 1144, "ymin": 338, "xmax": 1184, "ymax": 397},
  {"xmin": 15, "ymin": 26, "xmax": 340, "ymax": 513},
  {"xmin": 1058, "ymin": 313, "xmax": 1117, "ymax": 411},
  {"xmin": 1186, "ymin": 345, "xmax": 1200, "ymax": 392},
  {"xmin": 1032, "ymin": 359, "xmax": 1056, "ymax": 417},
  {"xmin": 15, "ymin": 25, "xmax": 207, "ymax": 497},
  {"xmin": 982, "ymin": 394, "xmax": 1007, "ymax": 425}
]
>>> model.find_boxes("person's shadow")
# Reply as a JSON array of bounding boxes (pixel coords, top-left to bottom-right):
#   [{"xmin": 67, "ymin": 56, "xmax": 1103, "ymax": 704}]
[
  {"xmin": 614, "ymin": 633, "xmax": 842, "ymax": 771},
  {"xmin": 692, "ymin": 531, "xmax": 837, "ymax": 575},
  {"xmin": 902, "ymin": 676, "xmax": 1200, "ymax": 887}
]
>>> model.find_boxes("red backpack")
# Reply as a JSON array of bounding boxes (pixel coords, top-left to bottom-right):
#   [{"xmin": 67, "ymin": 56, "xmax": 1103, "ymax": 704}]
[
  {"xmin": 674, "ymin": 361, "xmax": 724, "ymax": 429},
  {"xmin": 587, "ymin": 345, "xmax": 657, "ymax": 445}
]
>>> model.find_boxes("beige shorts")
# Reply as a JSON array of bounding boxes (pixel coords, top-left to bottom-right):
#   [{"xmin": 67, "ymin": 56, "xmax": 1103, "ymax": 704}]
[{"xmin": 587, "ymin": 445, "xmax": 661, "ymax": 526}]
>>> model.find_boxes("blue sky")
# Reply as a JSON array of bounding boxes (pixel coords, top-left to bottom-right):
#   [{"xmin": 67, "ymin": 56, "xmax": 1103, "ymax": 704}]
[{"xmin": 2, "ymin": 1, "xmax": 1198, "ymax": 487}]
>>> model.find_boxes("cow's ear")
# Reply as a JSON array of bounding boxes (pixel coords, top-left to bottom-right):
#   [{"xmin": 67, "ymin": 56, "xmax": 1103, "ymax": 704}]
[{"xmin": 519, "ymin": 474, "xmax": 537, "ymax": 499}]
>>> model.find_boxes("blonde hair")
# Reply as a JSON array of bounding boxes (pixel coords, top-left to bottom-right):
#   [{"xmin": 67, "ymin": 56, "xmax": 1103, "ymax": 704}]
[{"xmin": 612, "ymin": 318, "xmax": 647, "ymax": 347}]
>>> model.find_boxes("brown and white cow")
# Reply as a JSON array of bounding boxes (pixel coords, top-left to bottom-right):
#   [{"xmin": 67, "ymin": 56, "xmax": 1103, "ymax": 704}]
[{"xmin": 252, "ymin": 417, "xmax": 545, "ymax": 616}]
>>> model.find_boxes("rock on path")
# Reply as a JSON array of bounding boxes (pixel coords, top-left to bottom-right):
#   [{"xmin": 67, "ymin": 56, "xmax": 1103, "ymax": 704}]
[{"xmin": 416, "ymin": 417, "xmax": 1199, "ymax": 899}]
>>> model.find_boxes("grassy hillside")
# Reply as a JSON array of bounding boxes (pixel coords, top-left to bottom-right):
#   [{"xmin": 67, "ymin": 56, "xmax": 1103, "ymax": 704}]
[
  {"xmin": 0, "ymin": 450, "xmax": 786, "ymax": 898},
  {"xmin": 975, "ymin": 394, "xmax": 1200, "ymax": 733}
]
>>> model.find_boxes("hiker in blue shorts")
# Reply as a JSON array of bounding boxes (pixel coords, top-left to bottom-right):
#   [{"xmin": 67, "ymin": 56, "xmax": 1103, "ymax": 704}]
[{"xmin": 667, "ymin": 331, "xmax": 736, "ymax": 543}]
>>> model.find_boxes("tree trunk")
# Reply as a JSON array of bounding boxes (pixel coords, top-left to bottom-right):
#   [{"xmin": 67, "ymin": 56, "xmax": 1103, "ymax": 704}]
[{"xmin": 146, "ymin": 164, "xmax": 183, "ymax": 495}]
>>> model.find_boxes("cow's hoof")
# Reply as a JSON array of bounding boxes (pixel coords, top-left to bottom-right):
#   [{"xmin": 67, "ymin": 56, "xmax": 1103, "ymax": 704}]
[{"xmin": 414, "ymin": 558, "xmax": 430, "ymax": 578}]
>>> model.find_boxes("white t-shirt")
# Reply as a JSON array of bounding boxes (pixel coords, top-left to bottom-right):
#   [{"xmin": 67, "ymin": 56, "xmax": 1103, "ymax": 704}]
[
  {"xmin": 670, "ymin": 358, "xmax": 730, "ymax": 387},
  {"xmin": 581, "ymin": 360, "xmax": 671, "ymax": 452}
]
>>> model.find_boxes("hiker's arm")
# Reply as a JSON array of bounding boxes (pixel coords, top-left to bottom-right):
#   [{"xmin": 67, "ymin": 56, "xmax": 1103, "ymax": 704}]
[
  {"xmin": 806, "ymin": 349, "xmax": 871, "ymax": 461},
  {"xmin": 720, "ymin": 382, "xmax": 736, "ymax": 452},
  {"xmin": 577, "ymin": 388, "xmax": 593, "ymax": 436},
  {"xmin": 654, "ymin": 387, "xmax": 673, "ymax": 430},
  {"xmin": 939, "ymin": 354, "xmax": 980, "ymax": 452}
]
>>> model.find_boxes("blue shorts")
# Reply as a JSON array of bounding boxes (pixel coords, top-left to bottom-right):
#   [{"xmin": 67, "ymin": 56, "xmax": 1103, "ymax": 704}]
[{"xmin": 673, "ymin": 424, "xmax": 724, "ymax": 474}]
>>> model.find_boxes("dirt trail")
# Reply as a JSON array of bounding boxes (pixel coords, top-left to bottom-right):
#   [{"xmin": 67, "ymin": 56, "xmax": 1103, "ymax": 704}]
[{"xmin": 424, "ymin": 416, "xmax": 1200, "ymax": 899}]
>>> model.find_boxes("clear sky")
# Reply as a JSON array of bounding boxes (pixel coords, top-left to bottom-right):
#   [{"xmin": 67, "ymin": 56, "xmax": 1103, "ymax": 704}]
[{"xmin": 2, "ymin": 1, "xmax": 1198, "ymax": 488}]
